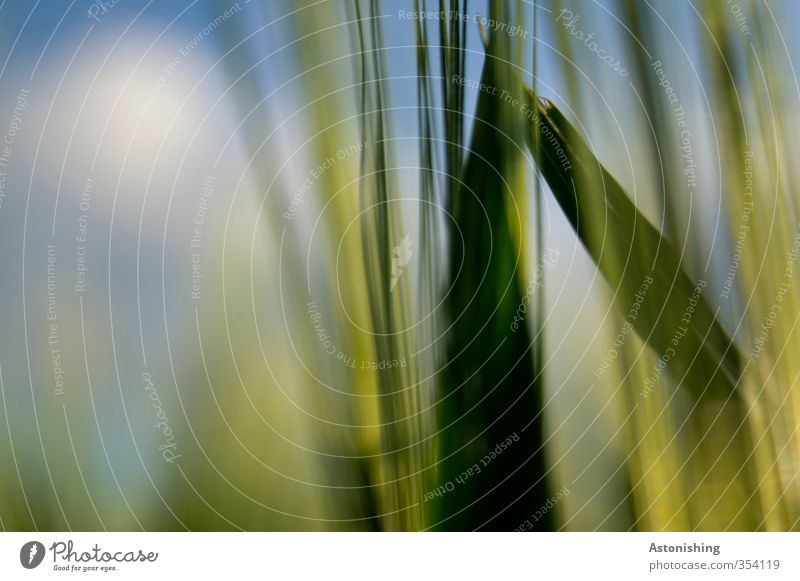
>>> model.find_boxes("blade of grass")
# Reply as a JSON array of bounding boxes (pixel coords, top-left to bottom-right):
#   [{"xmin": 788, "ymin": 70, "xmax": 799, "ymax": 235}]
[
  {"xmin": 413, "ymin": 0, "xmax": 442, "ymax": 517},
  {"xmin": 434, "ymin": 2, "xmax": 552, "ymax": 530},
  {"xmin": 524, "ymin": 91, "xmax": 741, "ymax": 400},
  {"xmin": 353, "ymin": 0, "xmax": 426, "ymax": 531},
  {"xmin": 523, "ymin": 91, "xmax": 761, "ymax": 529}
]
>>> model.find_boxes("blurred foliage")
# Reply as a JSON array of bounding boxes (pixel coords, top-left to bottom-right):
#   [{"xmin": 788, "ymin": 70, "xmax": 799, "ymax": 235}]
[{"xmin": 2, "ymin": 0, "xmax": 799, "ymax": 532}]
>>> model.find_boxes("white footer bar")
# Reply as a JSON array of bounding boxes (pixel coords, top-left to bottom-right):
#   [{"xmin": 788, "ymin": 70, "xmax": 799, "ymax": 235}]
[{"xmin": 1, "ymin": 532, "xmax": 797, "ymax": 580}]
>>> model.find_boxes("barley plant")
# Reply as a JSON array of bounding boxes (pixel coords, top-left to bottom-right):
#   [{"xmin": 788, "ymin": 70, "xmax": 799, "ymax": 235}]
[{"xmin": 0, "ymin": 0, "xmax": 798, "ymax": 531}]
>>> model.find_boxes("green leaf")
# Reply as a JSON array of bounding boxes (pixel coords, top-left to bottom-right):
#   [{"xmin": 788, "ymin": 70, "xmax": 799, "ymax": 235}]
[
  {"xmin": 434, "ymin": 6, "xmax": 552, "ymax": 530},
  {"xmin": 523, "ymin": 89, "xmax": 741, "ymax": 400}
]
